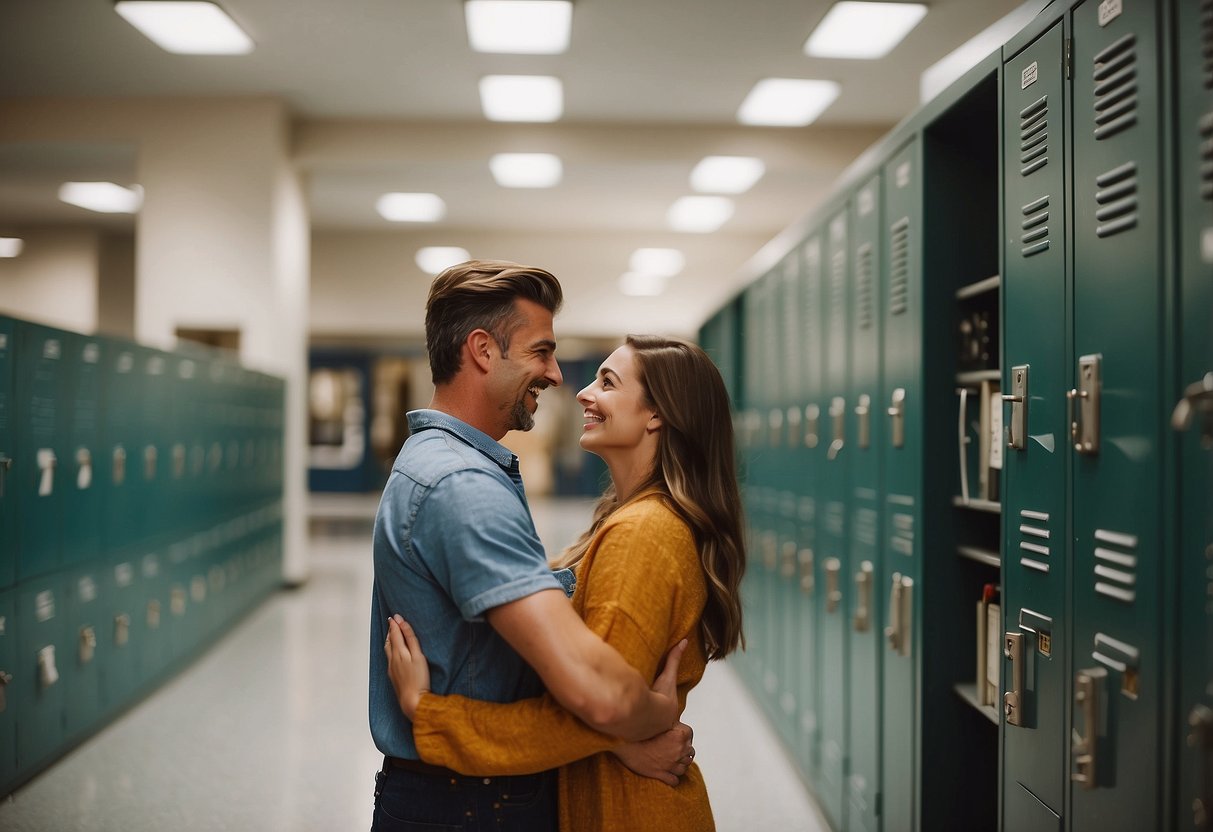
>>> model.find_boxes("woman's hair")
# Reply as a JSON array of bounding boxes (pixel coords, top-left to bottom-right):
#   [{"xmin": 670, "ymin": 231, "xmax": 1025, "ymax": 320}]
[
  {"xmin": 425, "ymin": 260, "xmax": 563, "ymax": 385},
  {"xmin": 555, "ymin": 334, "xmax": 746, "ymax": 660}
]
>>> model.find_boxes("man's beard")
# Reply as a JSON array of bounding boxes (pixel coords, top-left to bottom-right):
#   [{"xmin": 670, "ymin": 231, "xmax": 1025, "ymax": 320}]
[{"xmin": 509, "ymin": 395, "xmax": 535, "ymax": 432}]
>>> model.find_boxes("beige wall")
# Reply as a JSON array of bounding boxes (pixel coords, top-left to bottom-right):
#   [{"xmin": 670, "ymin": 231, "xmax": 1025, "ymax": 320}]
[{"xmin": 0, "ymin": 227, "xmax": 100, "ymax": 332}]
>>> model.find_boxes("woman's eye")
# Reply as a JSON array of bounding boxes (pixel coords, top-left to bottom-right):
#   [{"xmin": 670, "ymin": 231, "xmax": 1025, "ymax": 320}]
[{"xmin": 601, "ymin": 378, "xmax": 612, "ymax": 388}]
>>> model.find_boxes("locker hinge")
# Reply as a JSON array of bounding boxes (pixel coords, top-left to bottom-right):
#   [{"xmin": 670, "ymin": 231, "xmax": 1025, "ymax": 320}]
[{"xmin": 1064, "ymin": 38, "xmax": 1072, "ymax": 80}]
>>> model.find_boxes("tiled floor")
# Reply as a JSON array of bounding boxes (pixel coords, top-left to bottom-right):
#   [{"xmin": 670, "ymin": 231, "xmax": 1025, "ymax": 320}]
[{"xmin": 0, "ymin": 495, "xmax": 828, "ymax": 832}]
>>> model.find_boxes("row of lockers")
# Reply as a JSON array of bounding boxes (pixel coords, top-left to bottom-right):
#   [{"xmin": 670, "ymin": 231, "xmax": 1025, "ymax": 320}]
[
  {"xmin": 0, "ymin": 315, "xmax": 288, "ymax": 796},
  {"xmin": 0, "ymin": 315, "xmax": 286, "ymax": 587},
  {"xmin": 701, "ymin": 0, "xmax": 1212, "ymax": 830}
]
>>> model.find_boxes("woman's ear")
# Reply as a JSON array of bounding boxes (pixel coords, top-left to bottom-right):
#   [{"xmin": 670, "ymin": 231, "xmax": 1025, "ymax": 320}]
[{"xmin": 647, "ymin": 411, "xmax": 663, "ymax": 433}]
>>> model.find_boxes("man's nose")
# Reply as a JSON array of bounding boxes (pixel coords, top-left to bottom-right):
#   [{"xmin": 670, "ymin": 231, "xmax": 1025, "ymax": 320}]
[{"xmin": 546, "ymin": 359, "xmax": 563, "ymax": 388}]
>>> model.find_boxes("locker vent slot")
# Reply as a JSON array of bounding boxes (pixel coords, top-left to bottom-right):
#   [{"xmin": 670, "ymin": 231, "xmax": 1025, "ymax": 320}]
[
  {"xmin": 854, "ymin": 506, "xmax": 878, "ymax": 547},
  {"xmin": 1020, "ymin": 195, "xmax": 1051, "ymax": 256},
  {"xmin": 1018, "ymin": 509, "xmax": 1051, "ymax": 572},
  {"xmin": 831, "ymin": 248, "xmax": 847, "ymax": 327},
  {"xmin": 1203, "ymin": 0, "xmax": 1213, "ymax": 90},
  {"xmin": 1201, "ymin": 110, "xmax": 1213, "ymax": 201},
  {"xmin": 825, "ymin": 501, "xmax": 846, "ymax": 537},
  {"xmin": 889, "ymin": 217, "xmax": 910, "ymax": 315},
  {"xmin": 1092, "ymin": 33, "xmax": 1138, "ymax": 140},
  {"xmin": 1019, "ymin": 95, "xmax": 1049, "ymax": 175},
  {"xmin": 1093, "ymin": 528, "xmax": 1139, "ymax": 604},
  {"xmin": 856, "ymin": 243, "xmax": 875, "ymax": 330},
  {"xmin": 1094, "ymin": 161, "xmax": 1138, "ymax": 237},
  {"xmin": 890, "ymin": 511, "xmax": 914, "ymax": 556}
]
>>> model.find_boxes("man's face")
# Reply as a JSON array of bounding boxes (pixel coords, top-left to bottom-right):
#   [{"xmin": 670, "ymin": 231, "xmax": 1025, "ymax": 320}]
[{"xmin": 489, "ymin": 298, "xmax": 562, "ymax": 435}]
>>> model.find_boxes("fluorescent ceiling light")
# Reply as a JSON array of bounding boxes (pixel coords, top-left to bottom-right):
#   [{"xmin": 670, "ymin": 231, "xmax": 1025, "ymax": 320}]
[
  {"xmin": 58, "ymin": 182, "xmax": 143, "ymax": 214},
  {"xmin": 479, "ymin": 75, "xmax": 563, "ymax": 122},
  {"xmin": 490, "ymin": 153, "xmax": 563, "ymax": 188},
  {"xmin": 376, "ymin": 193, "xmax": 446, "ymax": 223},
  {"xmin": 667, "ymin": 196, "xmax": 734, "ymax": 233},
  {"xmin": 805, "ymin": 2, "xmax": 927, "ymax": 59},
  {"xmin": 0, "ymin": 238, "xmax": 24, "ymax": 258},
  {"xmin": 737, "ymin": 78, "xmax": 841, "ymax": 127},
  {"xmin": 619, "ymin": 272, "xmax": 668, "ymax": 297},
  {"xmin": 115, "ymin": 1, "xmax": 253, "ymax": 55},
  {"xmin": 629, "ymin": 248, "xmax": 685, "ymax": 277},
  {"xmin": 415, "ymin": 247, "xmax": 471, "ymax": 275},
  {"xmin": 690, "ymin": 156, "xmax": 766, "ymax": 194},
  {"xmin": 465, "ymin": 1, "xmax": 572, "ymax": 54}
]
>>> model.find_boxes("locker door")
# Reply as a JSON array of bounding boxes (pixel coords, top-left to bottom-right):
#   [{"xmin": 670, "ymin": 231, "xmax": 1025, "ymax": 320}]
[
  {"xmin": 817, "ymin": 206, "xmax": 852, "ymax": 829},
  {"xmin": 0, "ymin": 318, "xmax": 14, "ymax": 588},
  {"xmin": 1000, "ymin": 19, "xmax": 1069, "ymax": 827},
  {"xmin": 880, "ymin": 138, "xmax": 922, "ymax": 832},
  {"xmin": 846, "ymin": 174, "xmax": 883, "ymax": 832},
  {"xmin": 64, "ymin": 568, "xmax": 103, "ymax": 740},
  {"xmin": 0, "ymin": 589, "xmax": 16, "ymax": 791},
  {"xmin": 797, "ymin": 232, "xmax": 825, "ymax": 779},
  {"xmin": 141, "ymin": 351, "xmax": 170, "ymax": 545},
  {"xmin": 1174, "ymin": 0, "xmax": 1213, "ymax": 826},
  {"xmin": 16, "ymin": 323, "xmax": 67, "ymax": 580},
  {"xmin": 103, "ymin": 344, "xmax": 141, "ymax": 555},
  {"xmin": 61, "ymin": 335, "xmax": 103, "ymax": 568},
  {"xmin": 103, "ymin": 559, "xmax": 140, "ymax": 708},
  {"xmin": 1069, "ymin": 2, "xmax": 1165, "ymax": 829},
  {"xmin": 776, "ymin": 255, "xmax": 803, "ymax": 742},
  {"xmin": 15, "ymin": 576, "xmax": 66, "ymax": 772}
]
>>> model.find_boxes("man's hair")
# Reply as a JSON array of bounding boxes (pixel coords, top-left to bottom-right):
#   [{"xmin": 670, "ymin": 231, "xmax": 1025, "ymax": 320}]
[{"xmin": 424, "ymin": 260, "xmax": 563, "ymax": 384}]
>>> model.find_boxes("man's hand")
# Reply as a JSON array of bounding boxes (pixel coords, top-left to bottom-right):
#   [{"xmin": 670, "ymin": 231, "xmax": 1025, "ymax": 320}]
[
  {"xmin": 611, "ymin": 722, "xmax": 696, "ymax": 786},
  {"xmin": 384, "ymin": 615, "xmax": 431, "ymax": 719}
]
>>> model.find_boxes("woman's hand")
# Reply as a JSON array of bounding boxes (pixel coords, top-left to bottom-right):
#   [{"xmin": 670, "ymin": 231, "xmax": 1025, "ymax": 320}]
[
  {"xmin": 611, "ymin": 722, "xmax": 696, "ymax": 787},
  {"xmin": 384, "ymin": 614, "xmax": 431, "ymax": 719}
]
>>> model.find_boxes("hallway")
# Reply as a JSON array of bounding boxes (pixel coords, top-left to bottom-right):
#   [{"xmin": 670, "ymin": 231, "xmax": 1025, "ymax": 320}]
[{"xmin": 0, "ymin": 496, "xmax": 828, "ymax": 832}]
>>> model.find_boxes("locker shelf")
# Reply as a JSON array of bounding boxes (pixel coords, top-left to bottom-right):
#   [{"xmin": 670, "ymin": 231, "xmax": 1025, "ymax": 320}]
[
  {"xmin": 952, "ymin": 496, "xmax": 1002, "ymax": 514},
  {"xmin": 955, "ymin": 275, "xmax": 1001, "ymax": 300},
  {"xmin": 956, "ymin": 369, "xmax": 1001, "ymax": 385},
  {"xmin": 957, "ymin": 545, "xmax": 1001, "ymax": 568},
  {"xmin": 954, "ymin": 682, "xmax": 1000, "ymax": 725}
]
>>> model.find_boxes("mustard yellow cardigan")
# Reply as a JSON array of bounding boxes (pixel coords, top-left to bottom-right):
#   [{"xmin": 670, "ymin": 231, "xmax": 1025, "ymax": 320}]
[{"xmin": 412, "ymin": 491, "xmax": 716, "ymax": 832}]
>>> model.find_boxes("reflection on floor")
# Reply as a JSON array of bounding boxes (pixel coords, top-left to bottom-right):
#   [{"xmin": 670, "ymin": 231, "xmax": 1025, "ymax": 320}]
[{"xmin": 0, "ymin": 495, "xmax": 827, "ymax": 832}]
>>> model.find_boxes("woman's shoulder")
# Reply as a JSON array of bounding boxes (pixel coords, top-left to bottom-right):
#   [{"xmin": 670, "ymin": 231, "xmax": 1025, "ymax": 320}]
[{"xmin": 604, "ymin": 491, "xmax": 693, "ymax": 544}]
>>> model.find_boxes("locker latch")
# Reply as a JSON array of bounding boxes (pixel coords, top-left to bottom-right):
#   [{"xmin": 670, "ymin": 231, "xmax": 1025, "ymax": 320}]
[
  {"xmin": 855, "ymin": 394, "xmax": 871, "ymax": 450},
  {"xmin": 1067, "ymin": 354, "xmax": 1102, "ymax": 454},
  {"xmin": 798, "ymin": 548, "xmax": 815, "ymax": 595},
  {"xmin": 1004, "ymin": 632, "xmax": 1024, "ymax": 726},
  {"xmin": 1002, "ymin": 365, "xmax": 1029, "ymax": 451},
  {"xmin": 824, "ymin": 558, "xmax": 842, "ymax": 613},
  {"xmin": 1072, "ymin": 666, "xmax": 1107, "ymax": 789},
  {"xmin": 853, "ymin": 561, "xmax": 873, "ymax": 632},
  {"xmin": 147, "ymin": 599, "xmax": 161, "ymax": 630},
  {"xmin": 37, "ymin": 644, "xmax": 60, "ymax": 688},
  {"xmin": 79, "ymin": 626, "xmax": 97, "ymax": 664},
  {"xmin": 1189, "ymin": 704, "xmax": 1213, "ymax": 829},
  {"xmin": 804, "ymin": 404, "xmax": 821, "ymax": 449},
  {"xmin": 888, "ymin": 388, "xmax": 906, "ymax": 448},
  {"xmin": 112, "ymin": 445, "xmax": 127, "ymax": 485},
  {"xmin": 1172, "ymin": 372, "xmax": 1213, "ymax": 448},
  {"xmin": 885, "ymin": 573, "xmax": 913, "ymax": 656},
  {"xmin": 0, "ymin": 670, "xmax": 11, "ymax": 712},
  {"xmin": 114, "ymin": 613, "xmax": 131, "ymax": 647},
  {"xmin": 827, "ymin": 398, "xmax": 846, "ymax": 460}
]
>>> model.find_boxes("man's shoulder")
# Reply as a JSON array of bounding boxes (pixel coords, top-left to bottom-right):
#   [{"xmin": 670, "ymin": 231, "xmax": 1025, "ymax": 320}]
[{"xmin": 396, "ymin": 428, "xmax": 503, "ymax": 487}]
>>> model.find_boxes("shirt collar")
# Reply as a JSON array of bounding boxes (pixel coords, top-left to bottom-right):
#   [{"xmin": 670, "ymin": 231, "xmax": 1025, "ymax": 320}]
[{"xmin": 406, "ymin": 409, "xmax": 518, "ymax": 472}]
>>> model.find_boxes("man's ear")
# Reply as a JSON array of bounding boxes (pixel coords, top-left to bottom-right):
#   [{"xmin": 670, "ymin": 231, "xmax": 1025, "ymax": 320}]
[{"xmin": 466, "ymin": 329, "xmax": 495, "ymax": 373}]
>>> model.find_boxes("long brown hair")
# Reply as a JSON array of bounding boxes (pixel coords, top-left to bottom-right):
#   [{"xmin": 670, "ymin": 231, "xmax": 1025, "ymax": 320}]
[{"xmin": 556, "ymin": 335, "xmax": 746, "ymax": 660}]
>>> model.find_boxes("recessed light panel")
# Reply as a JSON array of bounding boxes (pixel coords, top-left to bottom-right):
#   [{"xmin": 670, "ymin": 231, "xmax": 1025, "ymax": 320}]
[
  {"xmin": 690, "ymin": 156, "xmax": 766, "ymax": 194},
  {"xmin": 376, "ymin": 193, "xmax": 446, "ymax": 223},
  {"xmin": 805, "ymin": 2, "xmax": 927, "ymax": 60},
  {"xmin": 465, "ymin": 1, "xmax": 572, "ymax": 54},
  {"xmin": 629, "ymin": 248, "xmax": 685, "ymax": 277},
  {"xmin": 737, "ymin": 79, "xmax": 840, "ymax": 127},
  {"xmin": 667, "ymin": 196, "xmax": 734, "ymax": 233},
  {"xmin": 58, "ymin": 182, "xmax": 143, "ymax": 214},
  {"xmin": 489, "ymin": 153, "xmax": 563, "ymax": 188},
  {"xmin": 415, "ymin": 247, "xmax": 471, "ymax": 275},
  {"xmin": 115, "ymin": 1, "xmax": 254, "ymax": 55},
  {"xmin": 479, "ymin": 75, "xmax": 563, "ymax": 122}
]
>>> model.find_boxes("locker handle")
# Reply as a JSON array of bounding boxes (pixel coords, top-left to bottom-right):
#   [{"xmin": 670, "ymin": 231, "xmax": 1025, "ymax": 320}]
[
  {"xmin": 1067, "ymin": 354, "xmax": 1102, "ymax": 454},
  {"xmin": 1172, "ymin": 371, "xmax": 1213, "ymax": 448},
  {"xmin": 1004, "ymin": 632, "xmax": 1023, "ymax": 726},
  {"xmin": 1188, "ymin": 704, "xmax": 1213, "ymax": 829},
  {"xmin": 957, "ymin": 387, "xmax": 972, "ymax": 502},
  {"xmin": 884, "ymin": 573, "xmax": 911, "ymax": 655},
  {"xmin": 37, "ymin": 645, "xmax": 59, "ymax": 689},
  {"xmin": 824, "ymin": 558, "xmax": 842, "ymax": 613},
  {"xmin": 827, "ymin": 397, "xmax": 845, "ymax": 460},
  {"xmin": 855, "ymin": 394, "xmax": 871, "ymax": 450},
  {"xmin": 780, "ymin": 541, "xmax": 797, "ymax": 579},
  {"xmin": 804, "ymin": 405, "xmax": 820, "ymax": 449},
  {"xmin": 1072, "ymin": 666, "xmax": 1106, "ymax": 789},
  {"xmin": 0, "ymin": 670, "xmax": 11, "ymax": 713},
  {"xmin": 887, "ymin": 388, "xmax": 906, "ymax": 448},
  {"xmin": 114, "ymin": 613, "xmax": 131, "ymax": 647},
  {"xmin": 79, "ymin": 626, "xmax": 97, "ymax": 664},
  {"xmin": 0, "ymin": 453, "xmax": 10, "ymax": 498},
  {"xmin": 1003, "ymin": 365, "xmax": 1029, "ymax": 451},
  {"xmin": 112, "ymin": 445, "xmax": 127, "ymax": 485},
  {"xmin": 853, "ymin": 562, "xmax": 873, "ymax": 632},
  {"xmin": 798, "ymin": 548, "xmax": 815, "ymax": 595}
]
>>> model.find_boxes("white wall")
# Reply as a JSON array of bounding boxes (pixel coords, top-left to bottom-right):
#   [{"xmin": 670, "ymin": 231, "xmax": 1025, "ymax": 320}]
[{"xmin": 0, "ymin": 227, "xmax": 100, "ymax": 332}]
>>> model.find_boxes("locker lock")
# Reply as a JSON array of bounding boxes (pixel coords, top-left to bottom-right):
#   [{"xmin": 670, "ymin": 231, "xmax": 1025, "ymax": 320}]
[
  {"xmin": 1172, "ymin": 372, "xmax": 1213, "ymax": 448},
  {"xmin": 1067, "ymin": 354, "xmax": 1102, "ymax": 454},
  {"xmin": 1002, "ymin": 365, "xmax": 1029, "ymax": 451}
]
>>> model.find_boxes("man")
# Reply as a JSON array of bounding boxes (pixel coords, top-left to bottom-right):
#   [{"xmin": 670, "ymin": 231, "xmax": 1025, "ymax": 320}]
[{"xmin": 369, "ymin": 260, "xmax": 686, "ymax": 831}]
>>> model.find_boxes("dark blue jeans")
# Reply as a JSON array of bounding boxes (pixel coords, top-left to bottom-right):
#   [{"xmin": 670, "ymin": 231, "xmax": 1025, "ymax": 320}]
[{"xmin": 371, "ymin": 762, "xmax": 558, "ymax": 832}]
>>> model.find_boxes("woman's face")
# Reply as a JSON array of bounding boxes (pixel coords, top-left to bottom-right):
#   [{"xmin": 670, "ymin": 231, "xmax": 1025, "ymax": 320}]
[{"xmin": 576, "ymin": 345, "xmax": 659, "ymax": 457}]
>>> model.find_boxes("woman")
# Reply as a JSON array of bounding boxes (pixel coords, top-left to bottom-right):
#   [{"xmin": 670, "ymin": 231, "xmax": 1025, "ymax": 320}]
[{"xmin": 385, "ymin": 334, "xmax": 746, "ymax": 832}]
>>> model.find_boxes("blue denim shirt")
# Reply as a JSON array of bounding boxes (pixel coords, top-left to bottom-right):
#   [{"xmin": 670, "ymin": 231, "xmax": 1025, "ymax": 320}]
[{"xmin": 368, "ymin": 409, "xmax": 567, "ymax": 760}]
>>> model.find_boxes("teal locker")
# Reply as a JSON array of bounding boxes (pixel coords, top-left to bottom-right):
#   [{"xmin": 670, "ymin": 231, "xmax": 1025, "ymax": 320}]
[
  {"xmin": 846, "ymin": 173, "xmax": 883, "ymax": 832},
  {"xmin": 15, "ymin": 576, "xmax": 66, "ymax": 772},
  {"xmin": 1069, "ymin": 1, "xmax": 1166, "ymax": 828},
  {"xmin": 15, "ymin": 323, "xmax": 67, "ymax": 580},
  {"xmin": 776, "ymin": 255, "xmax": 802, "ymax": 743},
  {"xmin": 103, "ymin": 343, "xmax": 142, "ymax": 555},
  {"xmin": 61, "ymin": 334, "xmax": 103, "ymax": 569},
  {"xmin": 880, "ymin": 138, "xmax": 922, "ymax": 832},
  {"xmin": 1000, "ymin": 18, "xmax": 1070, "ymax": 827},
  {"xmin": 0, "ymin": 318, "xmax": 14, "ymax": 588},
  {"xmin": 139, "ymin": 551, "xmax": 168, "ymax": 682},
  {"xmin": 102, "ymin": 558, "xmax": 140, "ymax": 708},
  {"xmin": 168, "ymin": 355, "xmax": 200, "ymax": 539},
  {"xmin": 0, "ymin": 589, "xmax": 16, "ymax": 792},
  {"xmin": 818, "ymin": 206, "xmax": 853, "ymax": 830},
  {"xmin": 63, "ymin": 567, "xmax": 103, "ymax": 740},
  {"xmin": 140, "ymin": 351, "xmax": 171, "ymax": 545},
  {"xmin": 796, "ymin": 230, "xmax": 825, "ymax": 779},
  {"xmin": 1173, "ymin": 0, "xmax": 1213, "ymax": 825}
]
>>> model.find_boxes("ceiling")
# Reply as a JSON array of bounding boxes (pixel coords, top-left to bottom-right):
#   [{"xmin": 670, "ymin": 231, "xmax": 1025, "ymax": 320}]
[{"xmin": 0, "ymin": 0, "xmax": 1028, "ymax": 337}]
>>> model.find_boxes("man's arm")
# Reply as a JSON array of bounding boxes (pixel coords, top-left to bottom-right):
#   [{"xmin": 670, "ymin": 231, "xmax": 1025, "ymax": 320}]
[{"xmin": 486, "ymin": 589, "xmax": 683, "ymax": 741}]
